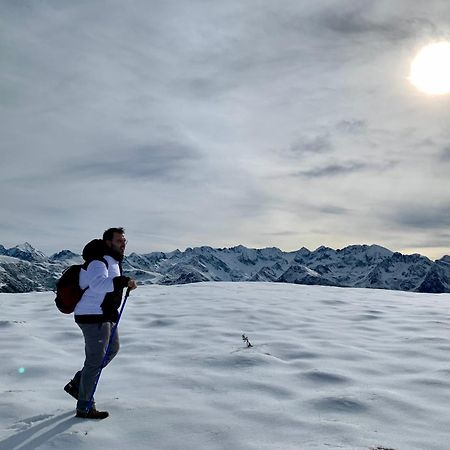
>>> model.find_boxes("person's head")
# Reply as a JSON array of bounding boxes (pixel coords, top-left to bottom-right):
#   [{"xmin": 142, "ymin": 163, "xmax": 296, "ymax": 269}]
[{"xmin": 103, "ymin": 227, "xmax": 127, "ymax": 258}]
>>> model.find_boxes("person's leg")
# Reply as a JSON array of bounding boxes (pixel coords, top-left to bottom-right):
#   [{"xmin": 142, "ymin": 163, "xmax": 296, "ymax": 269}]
[
  {"xmin": 104, "ymin": 322, "xmax": 120, "ymax": 367},
  {"xmin": 76, "ymin": 323, "xmax": 112, "ymax": 412}
]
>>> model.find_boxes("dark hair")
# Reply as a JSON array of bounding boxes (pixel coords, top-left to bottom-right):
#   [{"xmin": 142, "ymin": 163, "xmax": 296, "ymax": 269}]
[{"xmin": 103, "ymin": 227, "xmax": 125, "ymax": 241}]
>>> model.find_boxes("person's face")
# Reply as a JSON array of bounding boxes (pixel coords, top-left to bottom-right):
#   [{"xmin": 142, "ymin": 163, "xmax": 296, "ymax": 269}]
[{"xmin": 106, "ymin": 232, "xmax": 127, "ymax": 256}]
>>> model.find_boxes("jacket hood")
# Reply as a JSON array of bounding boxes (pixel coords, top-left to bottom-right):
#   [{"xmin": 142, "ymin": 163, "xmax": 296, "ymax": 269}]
[{"xmin": 82, "ymin": 239, "xmax": 107, "ymax": 262}]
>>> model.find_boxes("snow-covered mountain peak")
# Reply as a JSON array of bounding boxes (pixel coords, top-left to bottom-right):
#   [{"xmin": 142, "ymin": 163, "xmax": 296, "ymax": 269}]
[
  {"xmin": 367, "ymin": 244, "xmax": 393, "ymax": 254},
  {"xmin": 438, "ymin": 255, "xmax": 450, "ymax": 264},
  {"xmin": 230, "ymin": 244, "xmax": 249, "ymax": 252},
  {"xmin": 49, "ymin": 250, "xmax": 83, "ymax": 264},
  {"xmin": 50, "ymin": 249, "xmax": 78, "ymax": 259},
  {"xmin": 314, "ymin": 245, "xmax": 334, "ymax": 253},
  {"xmin": 15, "ymin": 242, "xmax": 36, "ymax": 252},
  {"xmin": 185, "ymin": 246, "xmax": 215, "ymax": 256},
  {"xmin": 295, "ymin": 246, "xmax": 311, "ymax": 255},
  {"xmin": 7, "ymin": 242, "xmax": 47, "ymax": 261}
]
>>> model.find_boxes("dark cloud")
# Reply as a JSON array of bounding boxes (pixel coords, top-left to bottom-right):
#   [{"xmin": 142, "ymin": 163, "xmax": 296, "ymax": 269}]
[
  {"xmin": 265, "ymin": 230, "xmax": 299, "ymax": 237},
  {"xmin": 315, "ymin": 5, "xmax": 438, "ymax": 43},
  {"xmin": 66, "ymin": 142, "xmax": 201, "ymax": 181},
  {"xmin": 441, "ymin": 146, "xmax": 450, "ymax": 162},
  {"xmin": 319, "ymin": 7, "xmax": 383, "ymax": 36},
  {"xmin": 281, "ymin": 134, "xmax": 334, "ymax": 161},
  {"xmin": 410, "ymin": 234, "xmax": 450, "ymax": 249},
  {"xmin": 318, "ymin": 205, "xmax": 350, "ymax": 215},
  {"xmin": 388, "ymin": 204, "xmax": 450, "ymax": 230},
  {"xmin": 182, "ymin": 77, "xmax": 230, "ymax": 99},
  {"xmin": 336, "ymin": 119, "xmax": 367, "ymax": 134},
  {"xmin": 290, "ymin": 135, "xmax": 333, "ymax": 155},
  {"xmin": 294, "ymin": 161, "xmax": 367, "ymax": 178}
]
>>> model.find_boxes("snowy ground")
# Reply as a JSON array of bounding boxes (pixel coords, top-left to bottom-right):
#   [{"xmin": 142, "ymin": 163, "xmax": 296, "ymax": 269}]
[{"xmin": 1, "ymin": 282, "xmax": 450, "ymax": 450}]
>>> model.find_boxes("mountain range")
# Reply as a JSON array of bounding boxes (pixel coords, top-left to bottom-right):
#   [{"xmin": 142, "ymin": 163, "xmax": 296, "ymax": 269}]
[{"xmin": 1, "ymin": 242, "xmax": 449, "ymax": 294}]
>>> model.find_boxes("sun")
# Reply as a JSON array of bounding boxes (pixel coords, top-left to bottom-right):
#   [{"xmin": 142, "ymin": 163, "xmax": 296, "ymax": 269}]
[{"xmin": 409, "ymin": 41, "xmax": 450, "ymax": 95}]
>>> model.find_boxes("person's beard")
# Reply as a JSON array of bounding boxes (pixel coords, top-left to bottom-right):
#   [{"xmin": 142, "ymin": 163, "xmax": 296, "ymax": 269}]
[{"xmin": 106, "ymin": 245, "xmax": 124, "ymax": 262}]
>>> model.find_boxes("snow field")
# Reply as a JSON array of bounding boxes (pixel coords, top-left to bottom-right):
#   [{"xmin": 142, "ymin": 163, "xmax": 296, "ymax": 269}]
[{"xmin": 1, "ymin": 282, "xmax": 450, "ymax": 449}]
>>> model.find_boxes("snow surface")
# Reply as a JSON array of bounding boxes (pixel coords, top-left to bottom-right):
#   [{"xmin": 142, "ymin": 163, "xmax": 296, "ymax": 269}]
[{"xmin": 1, "ymin": 282, "xmax": 450, "ymax": 450}]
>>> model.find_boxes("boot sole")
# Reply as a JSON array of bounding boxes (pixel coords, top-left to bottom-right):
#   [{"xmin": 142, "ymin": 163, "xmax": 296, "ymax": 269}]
[{"xmin": 75, "ymin": 411, "xmax": 109, "ymax": 419}]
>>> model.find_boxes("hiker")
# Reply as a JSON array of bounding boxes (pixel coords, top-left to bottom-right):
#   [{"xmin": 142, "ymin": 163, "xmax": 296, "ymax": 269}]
[{"xmin": 64, "ymin": 227, "xmax": 137, "ymax": 419}]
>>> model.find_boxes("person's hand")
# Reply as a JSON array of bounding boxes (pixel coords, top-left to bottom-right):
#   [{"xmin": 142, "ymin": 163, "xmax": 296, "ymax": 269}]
[{"xmin": 128, "ymin": 279, "xmax": 138, "ymax": 290}]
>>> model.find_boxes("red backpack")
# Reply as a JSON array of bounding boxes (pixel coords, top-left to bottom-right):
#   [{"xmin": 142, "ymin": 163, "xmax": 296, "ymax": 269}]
[
  {"xmin": 54, "ymin": 265, "xmax": 87, "ymax": 314},
  {"xmin": 54, "ymin": 258, "xmax": 108, "ymax": 314}
]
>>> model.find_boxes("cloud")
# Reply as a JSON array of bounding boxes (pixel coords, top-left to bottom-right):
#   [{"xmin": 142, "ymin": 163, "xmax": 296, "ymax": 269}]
[
  {"xmin": 1, "ymin": 0, "xmax": 449, "ymax": 260},
  {"xmin": 314, "ymin": 3, "xmax": 439, "ymax": 43},
  {"xmin": 336, "ymin": 120, "xmax": 367, "ymax": 134},
  {"xmin": 279, "ymin": 119, "xmax": 369, "ymax": 167},
  {"xmin": 318, "ymin": 6, "xmax": 385, "ymax": 36},
  {"xmin": 66, "ymin": 142, "xmax": 201, "ymax": 181},
  {"xmin": 293, "ymin": 161, "xmax": 367, "ymax": 178},
  {"xmin": 388, "ymin": 203, "xmax": 450, "ymax": 230},
  {"xmin": 318, "ymin": 205, "xmax": 350, "ymax": 215},
  {"xmin": 288, "ymin": 134, "xmax": 333, "ymax": 157},
  {"xmin": 441, "ymin": 146, "xmax": 450, "ymax": 162}
]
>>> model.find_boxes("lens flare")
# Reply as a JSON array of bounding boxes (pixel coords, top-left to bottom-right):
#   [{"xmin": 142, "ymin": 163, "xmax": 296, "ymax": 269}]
[{"xmin": 18, "ymin": 367, "xmax": 26, "ymax": 374}]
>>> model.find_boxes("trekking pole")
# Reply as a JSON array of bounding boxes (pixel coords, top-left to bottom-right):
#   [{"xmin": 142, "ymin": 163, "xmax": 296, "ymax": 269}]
[{"xmin": 85, "ymin": 287, "xmax": 131, "ymax": 413}]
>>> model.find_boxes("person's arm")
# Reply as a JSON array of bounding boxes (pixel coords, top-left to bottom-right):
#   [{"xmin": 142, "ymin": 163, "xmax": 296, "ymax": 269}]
[{"xmin": 87, "ymin": 260, "xmax": 129, "ymax": 293}]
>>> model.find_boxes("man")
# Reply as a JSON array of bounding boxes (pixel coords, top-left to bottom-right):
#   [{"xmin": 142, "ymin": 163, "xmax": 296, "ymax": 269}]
[{"xmin": 64, "ymin": 227, "xmax": 137, "ymax": 419}]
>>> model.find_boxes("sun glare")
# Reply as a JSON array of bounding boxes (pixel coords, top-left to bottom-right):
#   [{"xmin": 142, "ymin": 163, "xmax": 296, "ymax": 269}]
[{"xmin": 409, "ymin": 41, "xmax": 450, "ymax": 95}]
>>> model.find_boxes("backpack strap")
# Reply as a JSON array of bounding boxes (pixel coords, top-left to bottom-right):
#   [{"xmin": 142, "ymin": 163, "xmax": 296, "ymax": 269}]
[{"xmin": 82, "ymin": 257, "xmax": 109, "ymax": 271}]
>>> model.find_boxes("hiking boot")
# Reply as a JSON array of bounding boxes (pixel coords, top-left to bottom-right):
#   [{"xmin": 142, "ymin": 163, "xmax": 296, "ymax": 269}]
[
  {"xmin": 64, "ymin": 381, "xmax": 79, "ymax": 400},
  {"xmin": 76, "ymin": 408, "xmax": 109, "ymax": 419}
]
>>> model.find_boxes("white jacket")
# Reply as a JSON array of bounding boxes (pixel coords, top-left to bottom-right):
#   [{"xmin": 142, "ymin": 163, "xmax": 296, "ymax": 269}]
[{"xmin": 74, "ymin": 255, "xmax": 122, "ymax": 316}]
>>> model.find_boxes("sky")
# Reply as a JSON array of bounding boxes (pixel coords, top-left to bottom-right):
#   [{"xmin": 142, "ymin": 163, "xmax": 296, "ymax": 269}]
[{"xmin": 1, "ymin": 0, "xmax": 449, "ymax": 259}]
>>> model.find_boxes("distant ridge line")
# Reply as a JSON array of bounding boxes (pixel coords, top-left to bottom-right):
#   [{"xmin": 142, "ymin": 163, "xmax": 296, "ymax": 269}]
[{"xmin": 0, "ymin": 242, "xmax": 449, "ymax": 294}]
